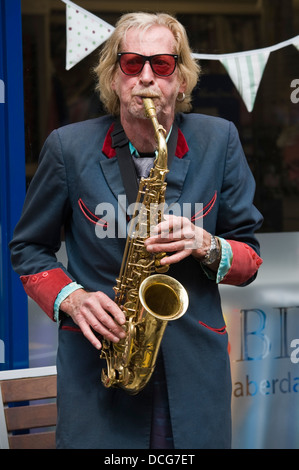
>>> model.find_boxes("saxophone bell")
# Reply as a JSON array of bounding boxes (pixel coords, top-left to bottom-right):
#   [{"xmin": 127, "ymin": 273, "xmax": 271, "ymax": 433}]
[{"xmin": 139, "ymin": 274, "xmax": 188, "ymax": 322}]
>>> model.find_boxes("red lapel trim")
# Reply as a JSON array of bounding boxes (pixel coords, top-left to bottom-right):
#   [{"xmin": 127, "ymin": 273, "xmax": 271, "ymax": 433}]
[
  {"xmin": 102, "ymin": 122, "xmax": 189, "ymax": 159},
  {"xmin": 102, "ymin": 123, "xmax": 116, "ymax": 159},
  {"xmin": 175, "ymin": 128, "xmax": 189, "ymax": 159}
]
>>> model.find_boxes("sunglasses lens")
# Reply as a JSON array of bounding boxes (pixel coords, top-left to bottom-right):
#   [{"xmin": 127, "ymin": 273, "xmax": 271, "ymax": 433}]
[
  {"xmin": 119, "ymin": 54, "xmax": 177, "ymax": 76},
  {"xmin": 151, "ymin": 55, "xmax": 176, "ymax": 76},
  {"xmin": 120, "ymin": 54, "xmax": 144, "ymax": 75}
]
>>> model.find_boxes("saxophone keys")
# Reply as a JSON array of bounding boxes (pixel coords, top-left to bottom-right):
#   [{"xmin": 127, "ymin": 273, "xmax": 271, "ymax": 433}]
[
  {"xmin": 155, "ymin": 265, "xmax": 169, "ymax": 273},
  {"xmin": 154, "ymin": 252, "xmax": 169, "ymax": 273}
]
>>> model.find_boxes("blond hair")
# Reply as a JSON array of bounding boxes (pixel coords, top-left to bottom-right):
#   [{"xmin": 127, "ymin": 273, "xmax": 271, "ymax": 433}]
[{"xmin": 94, "ymin": 12, "xmax": 201, "ymax": 115}]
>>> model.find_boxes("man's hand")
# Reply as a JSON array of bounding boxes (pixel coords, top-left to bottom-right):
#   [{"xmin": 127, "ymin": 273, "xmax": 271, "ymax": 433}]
[
  {"xmin": 144, "ymin": 214, "xmax": 219, "ymax": 270},
  {"xmin": 60, "ymin": 289, "xmax": 126, "ymax": 350}
]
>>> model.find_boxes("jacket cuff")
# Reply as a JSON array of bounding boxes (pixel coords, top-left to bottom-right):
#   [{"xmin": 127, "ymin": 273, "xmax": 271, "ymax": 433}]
[
  {"xmin": 200, "ymin": 237, "xmax": 233, "ymax": 283},
  {"xmin": 54, "ymin": 282, "xmax": 84, "ymax": 322},
  {"xmin": 20, "ymin": 268, "xmax": 74, "ymax": 321},
  {"xmin": 220, "ymin": 240, "xmax": 263, "ymax": 286}
]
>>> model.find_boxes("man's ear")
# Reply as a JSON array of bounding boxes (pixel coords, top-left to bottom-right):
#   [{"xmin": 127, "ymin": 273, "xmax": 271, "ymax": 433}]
[{"xmin": 179, "ymin": 78, "xmax": 187, "ymax": 94}]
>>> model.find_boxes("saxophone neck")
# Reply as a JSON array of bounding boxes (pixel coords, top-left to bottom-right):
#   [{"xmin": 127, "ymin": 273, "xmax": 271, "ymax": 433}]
[{"xmin": 143, "ymin": 98, "xmax": 168, "ymax": 172}]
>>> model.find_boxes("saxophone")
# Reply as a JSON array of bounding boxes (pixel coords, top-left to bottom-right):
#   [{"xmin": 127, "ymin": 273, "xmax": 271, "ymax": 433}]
[{"xmin": 100, "ymin": 98, "xmax": 189, "ymax": 395}]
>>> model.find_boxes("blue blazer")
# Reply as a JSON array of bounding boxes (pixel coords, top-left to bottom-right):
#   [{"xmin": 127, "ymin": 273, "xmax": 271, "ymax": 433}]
[{"xmin": 10, "ymin": 113, "xmax": 263, "ymax": 449}]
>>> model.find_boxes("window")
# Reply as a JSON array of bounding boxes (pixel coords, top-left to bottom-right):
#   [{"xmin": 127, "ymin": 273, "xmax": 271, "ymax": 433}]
[{"xmin": 22, "ymin": 2, "xmax": 299, "ymax": 232}]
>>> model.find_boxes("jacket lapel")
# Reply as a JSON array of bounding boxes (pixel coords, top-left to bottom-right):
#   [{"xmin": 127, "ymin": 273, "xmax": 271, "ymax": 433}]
[
  {"xmin": 100, "ymin": 158, "xmax": 126, "ymax": 206},
  {"xmin": 166, "ymin": 157, "xmax": 190, "ymax": 205}
]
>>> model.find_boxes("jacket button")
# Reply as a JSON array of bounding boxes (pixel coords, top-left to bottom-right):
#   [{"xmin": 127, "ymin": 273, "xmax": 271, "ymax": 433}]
[{"xmin": 42, "ymin": 272, "xmax": 48, "ymax": 277}]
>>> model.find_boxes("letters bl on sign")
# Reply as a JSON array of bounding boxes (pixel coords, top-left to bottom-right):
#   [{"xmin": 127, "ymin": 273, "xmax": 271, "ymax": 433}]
[{"xmin": 231, "ymin": 307, "xmax": 298, "ymax": 362}]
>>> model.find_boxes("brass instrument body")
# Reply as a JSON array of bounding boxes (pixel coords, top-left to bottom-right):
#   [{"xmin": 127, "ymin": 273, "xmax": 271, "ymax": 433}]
[{"xmin": 100, "ymin": 98, "xmax": 188, "ymax": 395}]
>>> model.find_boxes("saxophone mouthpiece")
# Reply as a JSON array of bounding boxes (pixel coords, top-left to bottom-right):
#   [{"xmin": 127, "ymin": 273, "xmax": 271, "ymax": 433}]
[{"xmin": 143, "ymin": 97, "xmax": 156, "ymax": 119}]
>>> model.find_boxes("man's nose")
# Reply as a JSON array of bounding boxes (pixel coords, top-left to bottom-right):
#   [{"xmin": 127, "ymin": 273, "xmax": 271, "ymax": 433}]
[{"xmin": 139, "ymin": 61, "xmax": 155, "ymax": 84}]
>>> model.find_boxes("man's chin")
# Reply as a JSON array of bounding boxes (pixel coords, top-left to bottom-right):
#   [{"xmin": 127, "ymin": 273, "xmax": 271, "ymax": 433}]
[
  {"xmin": 128, "ymin": 101, "xmax": 150, "ymax": 119},
  {"xmin": 128, "ymin": 106, "xmax": 148, "ymax": 120}
]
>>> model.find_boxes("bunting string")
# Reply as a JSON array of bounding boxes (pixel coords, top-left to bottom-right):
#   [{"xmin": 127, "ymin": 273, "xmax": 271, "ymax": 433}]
[{"xmin": 61, "ymin": 0, "xmax": 299, "ymax": 112}]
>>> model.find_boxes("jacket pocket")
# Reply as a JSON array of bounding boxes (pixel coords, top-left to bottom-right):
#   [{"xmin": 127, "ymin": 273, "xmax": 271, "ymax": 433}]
[
  {"xmin": 61, "ymin": 324, "xmax": 82, "ymax": 333},
  {"xmin": 78, "ymin": 198, "xmax": 108, "ymax": 227},
  {"xmin": 198, "ymin": 320, "xmax": 227, "ymax": 335}
]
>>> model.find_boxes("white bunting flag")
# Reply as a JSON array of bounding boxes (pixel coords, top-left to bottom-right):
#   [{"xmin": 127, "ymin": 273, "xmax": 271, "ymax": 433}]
[
  {"xmin": 220, "ymin": 51, "xmax": 270, "ymax": 112},
  {"xmin": 193, "ymin": 34, "xmax": 299, "ymax": 112},
  {"xmin": 292, "ymin": 36, "xmax": 299, "ymax": 52},
  {"xmin": 61, "ymin": 0, "xmax": 114, "ymax": 70}
]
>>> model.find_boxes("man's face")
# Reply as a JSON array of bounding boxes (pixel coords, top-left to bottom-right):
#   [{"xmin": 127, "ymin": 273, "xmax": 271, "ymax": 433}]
[{"xmin": 111, "ymin": 26, "xmax": 186, "ymax": 124}]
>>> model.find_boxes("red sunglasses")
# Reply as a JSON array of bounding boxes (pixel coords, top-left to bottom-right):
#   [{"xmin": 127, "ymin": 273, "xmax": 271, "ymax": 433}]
[{"xmin": 117, "ymin": 52, "xmax": 178, "ymax": 77}]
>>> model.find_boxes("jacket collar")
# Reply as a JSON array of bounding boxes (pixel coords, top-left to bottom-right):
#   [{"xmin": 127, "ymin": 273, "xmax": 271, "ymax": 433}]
[{"xmin": 102, "ymin": 120, "xmax": 189, "ymax": 159}]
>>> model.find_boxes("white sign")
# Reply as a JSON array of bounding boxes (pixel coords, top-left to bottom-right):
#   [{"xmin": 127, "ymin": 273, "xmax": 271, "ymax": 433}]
[{"xmin": 221, "ymin": 232, "xmax": 299, "ymax": 449}]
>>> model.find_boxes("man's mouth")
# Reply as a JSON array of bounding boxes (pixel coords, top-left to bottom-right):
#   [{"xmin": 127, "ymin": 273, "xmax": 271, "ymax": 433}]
[
  {"xmin": 134, "ymin": 95, "xmax": 151, "ymax": 104},
  {"xmin": 133, "ymin": 92, "xmax": 160, "ymax": 100}
]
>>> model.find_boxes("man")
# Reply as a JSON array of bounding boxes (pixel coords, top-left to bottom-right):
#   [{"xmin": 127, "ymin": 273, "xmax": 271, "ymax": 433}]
[{"xmin": 10, "ymin": 12, "xmax": 263, "ymax": 448}]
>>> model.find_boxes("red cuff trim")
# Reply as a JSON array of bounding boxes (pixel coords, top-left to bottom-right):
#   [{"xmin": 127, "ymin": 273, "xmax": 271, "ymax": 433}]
[
  {"xmin": 220, "ymin": 240, "xmax": 263, "ymax": 286},
  {"xmin": 20, "ymin": 268, "xmax": 73, "ymax": 321}
]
